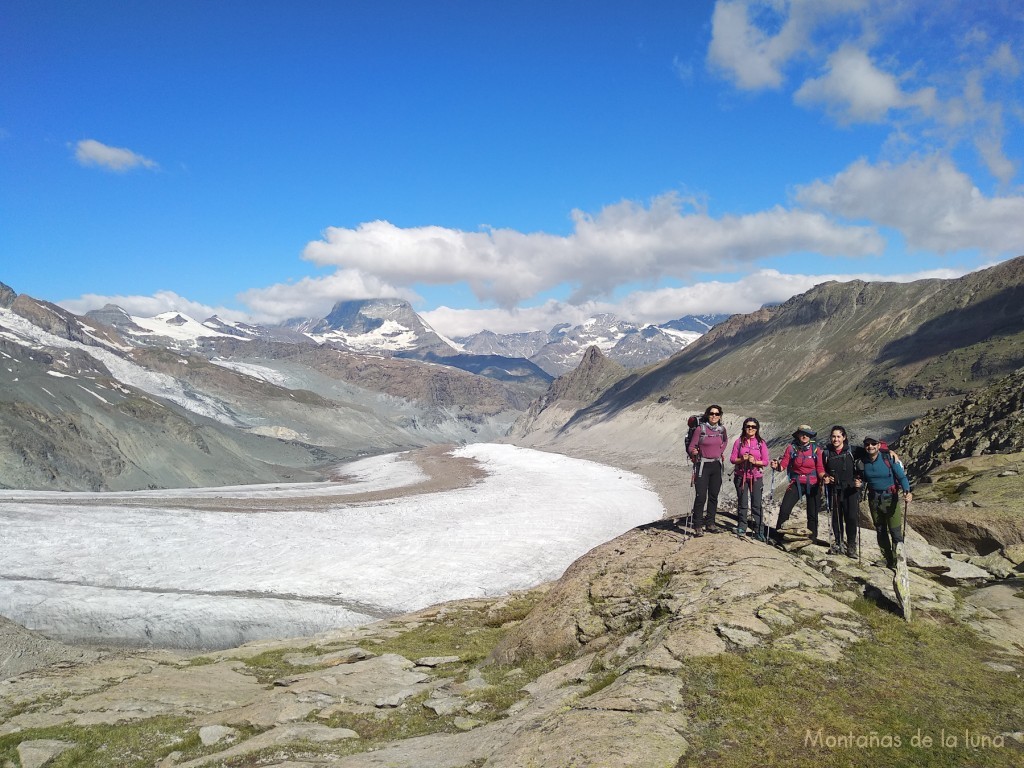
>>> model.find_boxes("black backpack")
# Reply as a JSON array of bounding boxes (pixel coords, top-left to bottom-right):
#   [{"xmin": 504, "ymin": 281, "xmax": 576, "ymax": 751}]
[{"xmin": 685, "ymin": 415, "xmax": 708, "ymax": 463}]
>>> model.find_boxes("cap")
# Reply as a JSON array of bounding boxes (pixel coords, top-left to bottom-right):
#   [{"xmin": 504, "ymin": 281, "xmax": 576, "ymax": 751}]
[
  {"xmin": 792, "ymin": 424, "xmax": 817, "ymax": 439},
  {"xmin": 863, "ymin": 436, "xmax": 880, "ymax": 446}
]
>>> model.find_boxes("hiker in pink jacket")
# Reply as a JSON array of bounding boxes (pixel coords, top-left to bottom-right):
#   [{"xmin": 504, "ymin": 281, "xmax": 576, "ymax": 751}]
[
  {"xmin": 730, "ymin": 417, "xmax": 771, "ymax": 541},
  {"xmin": 770, "ymin": 424, "xmax": 826, "ymax": 543}
]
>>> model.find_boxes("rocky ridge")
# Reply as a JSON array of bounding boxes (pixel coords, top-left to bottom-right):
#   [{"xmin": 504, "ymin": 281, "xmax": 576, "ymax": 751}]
[
  {"xmin": 895, "ymin": 367, "xmax": 1024, "ymax": 480},
  {"xmin": 526, "ymin": 256, "xmax": 1024, "ymax": 445},
  {"xmin": 508, "ymin": 346, "xmax": 629, "ymax": 440}
]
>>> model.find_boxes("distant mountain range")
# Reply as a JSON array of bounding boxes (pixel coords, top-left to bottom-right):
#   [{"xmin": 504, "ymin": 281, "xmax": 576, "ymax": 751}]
[
  {"xmin": 85, "ymin": 296, "xmax": 726, "ymax": 377},
  {"xmin": 512, "ymin": 255, "xmax": 1024, "ymax": 453},
  {"xmin": 23, "ymin": 250, "xmax": 1022, "ymax": 495},
  {"xmin": 0, "ymin": 283, "xmax": 724, "ymax": 491}
]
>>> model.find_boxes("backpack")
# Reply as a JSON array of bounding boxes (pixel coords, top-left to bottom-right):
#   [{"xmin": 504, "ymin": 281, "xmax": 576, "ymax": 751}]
[
  {"xmin": 786, "ymin": 441, "xmax": 819, "ymax": 481},
  {"xmin": 825, "ymin": 445, "xmax": 855, "ymax": 485},
  {"xmin": 857, "ymin": 445, "xmax": 904, "ymax": 494},
  {"xmin": 877, "ymin": 449, "xmax": 901, "ymax": 494},
  {"xmin": 685, "ymin": 415, "xmax": 702, "ymax": 463},
  {"xmin": 685, "ymin": 415, "xmax": 720, "ymax": 463}
]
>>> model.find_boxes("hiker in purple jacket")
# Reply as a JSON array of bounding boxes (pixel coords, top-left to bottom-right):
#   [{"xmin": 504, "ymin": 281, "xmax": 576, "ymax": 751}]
[{"xmin": 687, "ymin": 404, "xmax": 728, "ymax": 536}]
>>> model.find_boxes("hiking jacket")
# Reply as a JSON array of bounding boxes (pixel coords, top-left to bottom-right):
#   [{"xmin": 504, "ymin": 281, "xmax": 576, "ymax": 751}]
[
  {"xmin": 730, "ymin": 436, "xmax": 770, "ymax": 479},
  {"xmin": 824, "ymin": 445, "xmax": 857, "ymax": 488},
  {"xmin": 779, "ymin": 442, "xmax": 825, "ymax": 486},
  {"xmin": 688, "ymin": 423, "xmax": 727, "ymax": 462},
  {"xmin": 860, "ymin": 452, "xmax": 911, "ymax": 495}
]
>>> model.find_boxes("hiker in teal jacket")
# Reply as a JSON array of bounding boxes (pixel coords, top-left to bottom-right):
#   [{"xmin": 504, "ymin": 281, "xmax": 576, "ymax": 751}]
[{"xmin": 856, "ymin": 436, "xmax": 913, "ymax": 569}]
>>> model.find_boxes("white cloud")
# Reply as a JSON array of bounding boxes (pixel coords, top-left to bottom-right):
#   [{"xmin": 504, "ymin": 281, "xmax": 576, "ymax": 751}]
[
  {"xmin": 795, "ymin": 156, "xmax": 1024, "ymax": 253},
  {"xmin": 58, "ymin": 264, "xmax": 979, "ymax": 339},
  {"xmin": 59, "ymin": 290, "xmax": 244, "ymax": 322},
  {"xmin": 794, "ymin": 46, "xmax": 937, "ymax": 123},
  {"xmin": 708, "ymin": 3, "xmax": 1022, "ymax": 186},
  {"xmin": 300, "ymin": 193, "xmax": 883, "ymax": 310},
  {"xmin": 421, "ymin": 302, "xmax": 608, "ymax": 338},
  {"xmin": 239, "ymin": 269, "xmax": 419, "ymax": 324},
  {"xmin": 420, "ymin": 266, "xmax": 969, "ymax": 337},
  {"xmin": 707, "ymin": 0, "xmax": 867, "ymax": 90},
  {"xmin": 73, "ymin": 139, "xmax": 159, "ymax": 172}
]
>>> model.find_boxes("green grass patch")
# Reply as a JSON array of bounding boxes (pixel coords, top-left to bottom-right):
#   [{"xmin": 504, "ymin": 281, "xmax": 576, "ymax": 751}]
[
  {"xmin": 0, "ymin": 692, "xmax": 68, "ymax": 721},
  {"xmin": 316, "ymin": 689, "xmax": 458, "ymax": 748},
  {"xmin": 365, "ymin": 593, "xmax": 544, "ymax": 665},
  {"xmin": 677, "ymin": 599, "xmax": 1024, "ymax": 767},
  {"xmin": 0, "ymin": 716, "xmax": 199, "ymax": 768}
]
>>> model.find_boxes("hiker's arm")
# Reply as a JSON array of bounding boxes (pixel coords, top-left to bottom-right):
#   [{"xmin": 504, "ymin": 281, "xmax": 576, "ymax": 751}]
[{"xmin": 729, "ymin": 439, "xmax": 742, "ymax": 465}]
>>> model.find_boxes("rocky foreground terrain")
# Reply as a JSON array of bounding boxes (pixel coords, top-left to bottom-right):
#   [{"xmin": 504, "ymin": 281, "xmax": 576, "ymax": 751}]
[{"xmin": 2, "ymin": 444, "xmax": 1023, "ymax": 768}]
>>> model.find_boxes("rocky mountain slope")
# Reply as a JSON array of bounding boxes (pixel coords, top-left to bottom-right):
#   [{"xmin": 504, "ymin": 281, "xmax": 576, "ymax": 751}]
[
  {"xmin": 894, "ymin": 367, "xmax": 1024, "ymax": 480},
  {"xmin": 512, "ymin": 256, "xmax": 1024, "ymax": 455}
]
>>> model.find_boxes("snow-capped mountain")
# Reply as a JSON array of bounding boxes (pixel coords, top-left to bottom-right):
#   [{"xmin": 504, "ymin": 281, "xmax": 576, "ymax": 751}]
[
  {"xmin": 84, "ymin": 298, "xmax": 719, "ymax": 378},
  {"xmin": 303, "ymin": 298, "xmax": 459, "ymax": 357},
  {"xmin": 458, "ymin": 329, "xmax": 550, "ymax": 359},
  {"xmin": 661, "ymin": 313, "xmax": 730, "ymax": 334},
  {"xmin": 84, "ymin": 305, "xmax": 309, "ymax": 348},
  {"xmin": 458, "ymin": 313, "xmax": 724, "ymax": 376}
]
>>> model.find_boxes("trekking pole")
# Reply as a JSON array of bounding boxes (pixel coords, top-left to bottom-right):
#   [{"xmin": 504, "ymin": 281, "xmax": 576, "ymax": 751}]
[
  {"xmin": 857, "ymin": 519, "xmax": 862, "ymax": 566},
  {"xmin": 747, "ymin": 471, "xmax": 754, "ymax": 538},
  {"xmin": 902, "ymin": 494, "xmax": 909, "ymax": 548},
  {"xmin": 858, "ymin": 484, "xmax": 867, "ymax": 566},
  {"xmin": 684, "ymin": 461, "xmax": 696, "ymax": 540},
  {"xmin": 826, "ymin": 483, "xmax": 838, "ymax": 552}
]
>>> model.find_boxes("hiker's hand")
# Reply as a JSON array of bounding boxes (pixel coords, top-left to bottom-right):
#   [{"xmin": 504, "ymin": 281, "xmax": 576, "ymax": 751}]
[
  {"xmin": 822, "ymin": 475, "xmax": 832, "ymax": 485},
  {"xmin": 854, "ymin": 478, "xmax": 862, "ymax": 489},
  {"xmin": 905, "ymin": 492, "xmax": 913, "ymax": 503},
  {"xmin": 771, "ymin": 459, "xmax": 780, "ymax": 470}
]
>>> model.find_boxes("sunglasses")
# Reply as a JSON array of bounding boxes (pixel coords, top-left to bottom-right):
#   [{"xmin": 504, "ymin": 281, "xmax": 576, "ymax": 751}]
[
  {"xmin": 708, "ymin": 411, "xmax": 722, "ymax": 416},
  {"xmin": 744, "ymin": 424, "xmax": 757, "ymax": 429}
]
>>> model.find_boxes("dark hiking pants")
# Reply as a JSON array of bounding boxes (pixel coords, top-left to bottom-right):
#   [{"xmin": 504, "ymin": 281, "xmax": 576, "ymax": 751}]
[
  {"xmin": 775, "ymin": 480, "xmax": 820, "ymax": 539},
  {"xmin": 826, "ymin": 485, "xmax": 859, "ymax": 554},
  {"xmin": 734, "ymin": 474, "xmax": 763, "ymax": 534},
  {"xmin": 691, "ymin": 459, "xmax": 723, "ymax": 529}
]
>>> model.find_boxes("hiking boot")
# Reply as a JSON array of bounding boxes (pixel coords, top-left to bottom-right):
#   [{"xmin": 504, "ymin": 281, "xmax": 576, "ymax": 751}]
[
  {"xmin": 846, "ymin": 547, "xmax": 857, "ymax": 558},
  {"xmin": 705, "ymin": 524, "xmax": 722, "ymax": 534},
  {"xmin": 828, "ymin": 543, "xmax": 843, "ymax": 555},
  {"xmin": 755, "ymin": 532, "xmax": 767, "ymax": 543},
  {"xmin": 736, "ymin": 526, "xmax": 746, "ymax": 537},
  {"xmin": 692, "ymin": 526, "xmax": 705, "ymax": 537}
]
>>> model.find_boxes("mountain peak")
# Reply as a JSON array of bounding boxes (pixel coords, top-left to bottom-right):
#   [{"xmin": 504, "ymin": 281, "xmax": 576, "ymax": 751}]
[{"xmin": 307, "ymin": 297, "xmax": 458, "ymax": 357}]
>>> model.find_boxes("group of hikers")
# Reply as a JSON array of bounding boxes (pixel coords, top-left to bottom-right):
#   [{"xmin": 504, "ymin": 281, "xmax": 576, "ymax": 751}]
[{"xmin": 685, "ymin": 404, "xmax": 913, "ymax": 569}]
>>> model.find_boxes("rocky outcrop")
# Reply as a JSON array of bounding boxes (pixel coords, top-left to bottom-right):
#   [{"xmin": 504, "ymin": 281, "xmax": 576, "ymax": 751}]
[
  {"xmin": 895, "ymin": 368, "xmax": 1024, "ymax": 480},
  {"xmin": 0, "ymin": 281, "xmax": 16, "ymax": 309},
  {"xmin": 509, "ymin": 346, "xmax": 629, "ymax": 438},
  {"xmin": 492, "ymin": 524, "xmax": 932, "ymax": 666},
  {"xmin": 11, "ymin": 293, "xmax": 125, "ymax": 349}
]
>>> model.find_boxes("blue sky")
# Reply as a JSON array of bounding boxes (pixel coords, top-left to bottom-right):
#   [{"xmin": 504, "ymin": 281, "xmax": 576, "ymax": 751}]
[{"xmin": 2, "ymin": 1, "xmax": 1022, "ymax": 336}]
